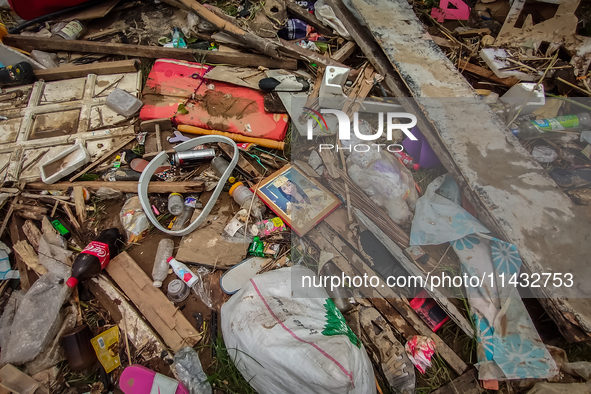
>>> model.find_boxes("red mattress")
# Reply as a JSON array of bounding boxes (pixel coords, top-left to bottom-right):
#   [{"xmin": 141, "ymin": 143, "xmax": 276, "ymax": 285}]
[
  {"xmin": 8, "ymin": 0, "xmax": 88, "ymax": 20},
  {"xmin": 140, "ymin": 59, "xmax": 289, "ymax": 142}
]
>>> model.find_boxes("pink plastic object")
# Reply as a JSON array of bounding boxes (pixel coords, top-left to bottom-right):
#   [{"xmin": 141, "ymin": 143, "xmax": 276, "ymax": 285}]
[
  {"xmin": 405, "ymin": 336, "xmax": 436, "ymax": 374},
  {"xmin": 431, "ymin": 0, "xmax": 470, "ymax": 22},
  {"xmin": 119, "ymin": 365, "xmax": 189, "ymax": 394}
]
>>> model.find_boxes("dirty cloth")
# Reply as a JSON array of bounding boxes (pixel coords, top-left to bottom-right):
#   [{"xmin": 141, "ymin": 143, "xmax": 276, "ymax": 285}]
[{"xmin": 410, "ymin": 174, "xmax": 558, "ymax": 380}]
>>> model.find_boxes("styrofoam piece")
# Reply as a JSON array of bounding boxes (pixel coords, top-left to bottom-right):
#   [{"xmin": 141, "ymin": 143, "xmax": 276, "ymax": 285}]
[
  {"xmin": 319, "ymin": 66, "xmax": 350, "ymax": 108},
  {"xmin": 500, "ymin": 82, "xmax": 545, "ymax": 115},
  {"xmin": 480, "ymin": 48, "xmax": 541, "ymax": 81},
  {"xmin": 40, "ymin": 143, "xmax": 90, "ymax": 184},
  {"xmin": 105, "ymin": 88, "xmax": 143, "ymax": 118}
]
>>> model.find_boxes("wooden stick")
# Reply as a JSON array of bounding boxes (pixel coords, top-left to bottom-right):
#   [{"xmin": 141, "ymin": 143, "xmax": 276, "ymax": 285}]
[
  {"xmin": 556, "ymin": 77, "xmax": 591, "ymax": 96},
  {"xmin": 70, "ymin": 136, "xmax": 135, "ymax": 181},
  {"xmin": 332, "ymin": 41, "xmax": 357, "ymax": 63},
  {"xmin": 26, "ymin": 180, "xmax": 205, "ymax": 194},
  {"xmin": 177, "ymin": 125, "xmax": 285, "ymax": 150},
  {"xmin": 3, "ymin": 35, "xmax": 298, "ymax": 70},
  {"xmin": 34, "ymin": 59, "xmax": 139, "ymax": 81},
  {"xmin": 62, "ymin": 202, "xmax": 81, "ymax": 229},
  {"xmin": 0, "ymin": 195, "xmax": 19, "ymax": 237},
  {"xmin": 73, "ymin": 186, "xmax": 86, "ymax": 224}
]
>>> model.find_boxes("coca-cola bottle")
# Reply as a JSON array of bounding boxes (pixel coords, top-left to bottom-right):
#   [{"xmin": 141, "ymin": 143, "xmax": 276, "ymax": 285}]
[{"xmin": 66, "ymin": 228, "xmax": 123, "ymax": 288}]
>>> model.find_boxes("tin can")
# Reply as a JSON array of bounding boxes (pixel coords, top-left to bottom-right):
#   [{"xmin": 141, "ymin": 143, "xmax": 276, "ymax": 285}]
[
  {"xmin": 56, "ymin": 20, "xmax": 85, "ymax": 40},
  {"xmin": 171, "ymin": 149, "xmax": 215, "ymax": 166}
]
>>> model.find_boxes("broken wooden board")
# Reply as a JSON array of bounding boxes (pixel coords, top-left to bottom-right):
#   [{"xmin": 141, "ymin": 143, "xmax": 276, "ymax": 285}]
[
  {"xmin": 0, "ymin": 71, "xmax": 140, "ymax": 184},
  {"xmin": 352, "ymin": 0, "xmax": 591, "ymax": 342},
  {"xmin": 329, "ymin": 208, "xmax": 474, "ymax": 337},
  {"xmin": 26, "ymin": 181, "xmax": 204, "ymax": 194},
  {"xmin": 33, "ymin": 59, "xmax": 139, "ymax": 81},
  {"xmin": 105, "ymin": 252, "xmax": 200, "ymax": 352},
  {"xmin": 88, "ymin": 274, "xmax": 170, "ymax": 361},
  {"xmin": 176, "ymin": 211, "xmax": 249, "ymax": 269},
  {"xmin": 306, "ymin": 219, "xmax": 468, "ymax": 375},
  {"xmin": 494, "ymin": 0, "xmax": 591, "ymax": 76},
  {"xmin": 3, "ymin": 36, "xmax": 298, "ymax": 70}
]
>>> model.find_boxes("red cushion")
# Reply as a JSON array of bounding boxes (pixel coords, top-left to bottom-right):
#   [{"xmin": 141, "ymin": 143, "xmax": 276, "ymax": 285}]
[{"xmin": 8, "ymin": 0, "xmax": 89, "ymax": 20}]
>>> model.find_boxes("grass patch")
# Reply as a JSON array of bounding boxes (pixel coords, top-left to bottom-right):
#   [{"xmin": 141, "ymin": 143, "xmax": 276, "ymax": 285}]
[{"xmin": 206, "ymin": 335, "xmax": 258, "ymax": 394}]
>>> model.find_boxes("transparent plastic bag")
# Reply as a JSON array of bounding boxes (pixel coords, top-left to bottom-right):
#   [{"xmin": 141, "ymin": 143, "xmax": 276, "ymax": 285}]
[
  {"xmin": 191, "ymin": 267, "xmax": 212, "ymax": 309},
  {"xmin": 173, "ymin": 347, "xmax": 212, "ymax": 394},
  {"xmin": 95, "ymin": 187, "xmax": 124, "ymax": 200},
  {"xmin": 120, "ymin": 195, "xmax": 149, "ymax": 242}
]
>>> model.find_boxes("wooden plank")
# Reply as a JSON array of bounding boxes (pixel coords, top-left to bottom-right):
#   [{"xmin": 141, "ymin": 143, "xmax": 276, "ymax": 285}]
[
  {"xmin": 457, "ymin": 60, "xmax": 520, "ymax": 87},
  {"xmin": 33, "ymin": 60, "xmax": 139, "ymax": 82},
  {"xmin": 306, "ymin": 221, "xmax": 468, "ymax": 375},
  {"xmin": 218, "ymin": 143, "xmax": 262, "ymax": 178},
  {"xmin": 332, "ymin": 41, "xmax": 357, "ymax": 63},
  {"xmin": 285, "ymin": 1, "xmax": 334, "ymax": 36},
  {"xmin": 431, "ymin": 368, "xmax": 480, "ymax": 394},
  {"xmin": 105, "ymin": 252, "xmax": 200, "ymax": 352},
  {"xmin": 73, "ymin": 186, "xmax": 86, "ymax": 224},
  {"xmin": 23, "ymin": 220, "xmax": 42, "ymax": 252},
  {"xmin": 334, "ymin": 0, "xmax": 591, "ymax": 342},
  {"xmin": 12, "ymin": 241, "xmax": 47, "ymax": 276},
  {"xmin": 26, "ymin": 181, "xmax": 204, "ymax": 194},
  {"xmin": 3, "ymin": 36, "xmax": 298, "ymax": 70},
  {"xmin": 8, "ymin": 216, "xmax": 32, "ymax": 291},
  {"xmin": 70, "ymin": 135, "xmax": 136, "ymax": 181}
]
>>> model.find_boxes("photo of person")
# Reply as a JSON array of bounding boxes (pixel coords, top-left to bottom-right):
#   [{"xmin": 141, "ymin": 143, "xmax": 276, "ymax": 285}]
[{"xmin": 257, "ymin": 165, "xmax": 341, "ymax": 236}]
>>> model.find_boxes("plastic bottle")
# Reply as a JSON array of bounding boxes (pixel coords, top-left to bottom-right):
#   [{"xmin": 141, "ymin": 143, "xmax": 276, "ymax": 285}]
[
  {"xmin": 66, "ymin": 228, "xmax": 122, "ymax": 288},
  {"xmin": 168, "ymin": 193, "xmax": 184, "ymax": 216},
  {"xmin": 172, "ymin": 27, "xmax": 187, "ymax": 48},
  {"xmin": 173, "ymin": 347, "xmax": 213, "ymax": 394},
  {"xmin": 152, "ymin": 238, "xmax": 175, "ymax": 287},
  {"xmin": 211, "ymin": 156, "xmax": 236, "ymax": 183},
  {"xmin": 171, "ymin": 196, "xmax": 199, "ymax": 231},
  {"xmin": 518, "ymin": 113, "xmax": 591, "ymax": 139},
  {"xmin": 229, "ymin": 182, "xmax": 266, "ymax": 220},
  {"xmin": 167, "ymin": 256, "xmax": 199, "ymax": 287},
  {"xmin": 393, "ymin": 151, "xmax": 420, "ymax": 170}
]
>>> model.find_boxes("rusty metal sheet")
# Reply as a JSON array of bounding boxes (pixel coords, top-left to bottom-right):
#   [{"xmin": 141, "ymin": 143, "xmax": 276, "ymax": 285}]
[{"xmin": 353, "ymin": 0, "xmax": 591, "ymax": 337}]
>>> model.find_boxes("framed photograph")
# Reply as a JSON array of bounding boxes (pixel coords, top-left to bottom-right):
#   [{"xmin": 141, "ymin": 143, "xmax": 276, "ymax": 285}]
[{"xmin": 256, "ymin": 164, "xmax": 341, "ymax": 236}]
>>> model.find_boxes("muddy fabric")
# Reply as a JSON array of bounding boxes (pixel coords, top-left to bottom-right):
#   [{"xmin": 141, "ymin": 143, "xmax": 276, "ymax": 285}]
[{"xmin": 410, "ymin": 174, "xmax": 558, "ymax": 380}]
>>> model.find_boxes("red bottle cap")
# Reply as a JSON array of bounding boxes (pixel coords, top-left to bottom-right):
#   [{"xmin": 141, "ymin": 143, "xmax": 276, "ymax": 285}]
[
  {"xmin": 412, "ymin": 163, "xmax": 420, "ymax": 171},
  {"xmin": 66, "ymin": 277, "xmax": 78, "ymax": 288},
  {"xmin": 167, "ymin": 256, "xmax": 174, "ymax": 264}
]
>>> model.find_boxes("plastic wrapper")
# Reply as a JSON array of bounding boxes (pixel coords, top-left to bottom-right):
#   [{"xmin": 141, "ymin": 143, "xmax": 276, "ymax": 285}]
[
  {"xmin": 314, "ymin": 0, "xmax": 352, "ymax": 39},
  {"xmin": 0, "ymin": 272, "xmax": 73, "ymax": 365},
  {"xmin": 191, "ymin": 267, "xmax": 212, "ymax": 309},
  {"xmin": 343, "ymin": 121, "xmax": 418, "ymax": 227},
  {"xmin": 120, "ymin": 196, "xmax": 150, "ymax": 242},
  {"xmin": 182, "ymin": 12, "xmax": 200, "ymax": 37},
  {"xmin": 250, "ymin": 217, "xmax": 286, "ymax": 238},
  {"xmin": 532, "ymin": 145, "xmax": 558, "ymax": 163},
  {"xmin": 30, "ymin": 50, "xmax": 59, "ymax": 68},
  {"xmin": 173, "ymin": 347, "xmax": 212, "ymax": 394},
  {"xmin": 404, "ymin": 335, "xmax": 436, "ymax": 374},
  {"xmin": 95, "ymin": 187, "xmax": 124, "ymax": 200}
]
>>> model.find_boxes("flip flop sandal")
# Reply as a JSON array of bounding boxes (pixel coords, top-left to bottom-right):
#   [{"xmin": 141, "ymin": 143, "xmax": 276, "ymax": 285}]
[
  {"xmin": 259, "ymin": 74, "xmax": 310, "ymax": 92},
  {"xmin": 119, "ymin": 364, "xmax": 189, "ymax": 394},
  {"xmin": 130, "ymin": 158, "xmax": 171, "ymax": 175},
  {"xmin": 360, "ymin": 306, "xmax": 416, "ymax": 394}
]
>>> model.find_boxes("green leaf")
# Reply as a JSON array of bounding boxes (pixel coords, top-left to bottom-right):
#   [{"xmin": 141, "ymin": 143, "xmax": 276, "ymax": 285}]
[{"xmin": 177, "ymin": 103, "xmax": 189, "ymax": 114}]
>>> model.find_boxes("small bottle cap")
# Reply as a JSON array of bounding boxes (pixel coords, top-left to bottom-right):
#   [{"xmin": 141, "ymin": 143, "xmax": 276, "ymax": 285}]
[
  {"xmin": 229, "ymin": 182, "xmax": 243, "ymax": 196},
  {"xmin": 412, "ymin": 163, "xmax": 420, "ymax": 171},
  {"xmin": 66, "ymin": 277, "xmax": 78, "ymax": 288},
  {"xmin": 228, "ymin": 176, "xmax": 236, "ymax": 184},
  {"xmin": 167, "ymin": 256, "xmax": 174, "ymax": 264},
  {"xmin": 153, "ymin": 281, "xmax": 163, "ymax": 287}
]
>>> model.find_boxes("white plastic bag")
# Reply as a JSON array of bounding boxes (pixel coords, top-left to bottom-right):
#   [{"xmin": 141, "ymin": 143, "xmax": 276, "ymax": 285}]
[{"xmin": 221, "ymin": 266, "xmax": 376, "ymax": 394}]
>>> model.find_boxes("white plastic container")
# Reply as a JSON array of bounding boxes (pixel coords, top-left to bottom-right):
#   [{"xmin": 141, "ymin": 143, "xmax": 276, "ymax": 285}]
[
  {"xmin": 105, "ymin": 88, "xmax": 143, "ymax": 118},
  {"xmin": 500, "ymin": 83, "xmax": 545, "ymax": 115},
  {"xmin": 167, "ymin": 256, "xmax": 199, "ymax": 287},
  {"xmin": 40, "ymin": 143, "xmax": 90, "ymax": 184}
]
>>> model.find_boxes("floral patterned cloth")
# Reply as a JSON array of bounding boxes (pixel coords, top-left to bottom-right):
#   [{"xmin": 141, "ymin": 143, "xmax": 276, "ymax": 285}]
[{"xmin": 410, "ymin": 174, "xmax": 558, "ymax": 380}]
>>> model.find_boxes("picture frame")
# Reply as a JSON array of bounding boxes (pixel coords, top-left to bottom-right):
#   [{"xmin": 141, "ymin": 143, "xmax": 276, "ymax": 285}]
[{"xmin": 256, "ymin": 164, "xmax": 341, "ymax": 236}]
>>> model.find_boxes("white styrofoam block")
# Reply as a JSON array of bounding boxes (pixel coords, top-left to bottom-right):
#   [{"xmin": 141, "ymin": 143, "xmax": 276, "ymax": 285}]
[
  {"xmin": 480, "ymin": 48, "xmax": 542, "ymax": 82},
  {"xmin": 40, "ymin": 142, "xmax": 90, "ymax": 184},
  {"xmin": 500, "ymin": 82, "xmax": 545, "ymax": 114}
]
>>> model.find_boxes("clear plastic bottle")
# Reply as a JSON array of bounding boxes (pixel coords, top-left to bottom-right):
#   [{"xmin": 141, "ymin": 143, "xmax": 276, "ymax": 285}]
[
  {"xmin": 518, "ymin": 112, "xmax": 591, "ymax": 139},
  {"xmin": 168, "ymin": 193, "xmax": 184, "ymax": 216},
  {"xmin": 229, "ymin": 182, "xmax": 266, "ymax": 220},
  {"xmin": 211, "ymin": 156, "xmax": 236, "ymax": 183},
  {"xmin": 152, "ymin": 238, "xmax": 175, "ymax": 287},
  {"xmin": 167, "ymin": 257, "xmax": 199, "ymax": 287},
  {"xmin": 171, "ymin": 196, "xmax": 199, "ymax": 231}
]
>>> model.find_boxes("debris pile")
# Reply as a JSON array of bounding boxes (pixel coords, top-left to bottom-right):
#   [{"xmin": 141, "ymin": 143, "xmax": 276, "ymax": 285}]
[{"xmin": 0, "ymin": 0, "xmax": 590, "ymax": 392}]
